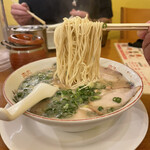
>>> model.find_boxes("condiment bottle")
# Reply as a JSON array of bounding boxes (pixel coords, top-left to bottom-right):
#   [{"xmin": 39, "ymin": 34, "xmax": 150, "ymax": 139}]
[{"xmin": 8, "ymin": 33, "xmax": 47, "ymax": 70}]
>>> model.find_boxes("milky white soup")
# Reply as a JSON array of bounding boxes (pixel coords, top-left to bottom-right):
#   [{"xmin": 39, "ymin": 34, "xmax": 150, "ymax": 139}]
[{"xmin": 13, "ymin": 64, "xmax": 140, "ymax": 120}]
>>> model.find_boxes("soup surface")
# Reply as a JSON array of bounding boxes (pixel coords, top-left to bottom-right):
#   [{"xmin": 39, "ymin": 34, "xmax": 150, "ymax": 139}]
[{"xmin": 13, "ymin": 64, "xmax": 140, "ymax": 120}]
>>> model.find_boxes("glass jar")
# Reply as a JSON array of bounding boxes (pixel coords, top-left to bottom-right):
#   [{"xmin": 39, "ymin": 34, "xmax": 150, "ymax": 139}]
[{"xmin": 8, "ymin": 33, "xmax": 47, "ymax": 70}]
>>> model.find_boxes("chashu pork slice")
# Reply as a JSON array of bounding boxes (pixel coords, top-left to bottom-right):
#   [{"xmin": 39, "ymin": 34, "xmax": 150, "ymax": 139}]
[
  {"xmin": 68, "ymin": 86, "xmax": 141, "ymax": 120},
  {"xmin": 89, "ymin": 86, "xmax": 141, "ymax": 115}
]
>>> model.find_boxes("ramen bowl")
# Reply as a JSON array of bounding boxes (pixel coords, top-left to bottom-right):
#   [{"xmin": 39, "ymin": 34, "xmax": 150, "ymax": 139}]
[{"xmin": 3, "ymin": 57, "xmax": 143, "ymax": 132}]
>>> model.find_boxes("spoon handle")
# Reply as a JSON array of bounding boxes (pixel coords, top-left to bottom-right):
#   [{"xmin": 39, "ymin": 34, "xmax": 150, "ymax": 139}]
[{"xmin": 0, "ymin": 83, "xmax": 58, "ymax": 121}]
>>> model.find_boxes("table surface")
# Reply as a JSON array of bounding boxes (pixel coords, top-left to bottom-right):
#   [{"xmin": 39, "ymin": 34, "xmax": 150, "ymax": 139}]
[{"xmin": 0, "ymin": 39, "xmax": 149, "ymax": 150}]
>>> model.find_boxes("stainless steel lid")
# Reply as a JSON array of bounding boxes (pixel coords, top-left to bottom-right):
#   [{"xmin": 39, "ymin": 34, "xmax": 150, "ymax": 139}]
[{"xmin": 11, "ymin": 25, "xmax": 46, "ymax": 32}]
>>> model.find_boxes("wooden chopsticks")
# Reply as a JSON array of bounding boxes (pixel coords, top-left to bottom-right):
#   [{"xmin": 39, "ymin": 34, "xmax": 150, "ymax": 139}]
[
  {"xmin": 103, "ymin": 23, "xmax": 150, "ymax": 31},
  {"xmin": 11, "ymin": 0, "xmax": 46, "ymax": 25},
  {"xmin": 26, "ymin": 10, "xmax": 46, "ymax": 25}
]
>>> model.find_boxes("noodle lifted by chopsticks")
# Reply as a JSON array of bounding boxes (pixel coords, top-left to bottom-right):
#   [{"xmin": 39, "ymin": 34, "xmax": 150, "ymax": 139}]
[{"xmin": 54, "ymin": 16, "xmax": 103, "ymax": 89}]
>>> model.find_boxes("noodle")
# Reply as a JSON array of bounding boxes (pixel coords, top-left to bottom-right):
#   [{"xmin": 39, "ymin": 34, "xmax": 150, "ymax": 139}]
[{"xmin": 54, "ymin": 16, "xmax": 103, "ymax": 89}]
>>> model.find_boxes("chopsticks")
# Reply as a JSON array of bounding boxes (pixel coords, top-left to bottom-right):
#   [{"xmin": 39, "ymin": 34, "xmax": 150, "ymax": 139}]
[
  {"xmin": 26, "ymin": 10, "xmax": 46, "ymax": 25},
  {"xmin": 103, "ymin": 23, "xmax": 150, "ymax": 31},
  {"xmin": 11, "ymin": 0, "xmax": 46, "ymax": 25},
  {"xmin": 47, "ymin": 23, "xmax": 150, "ymax": 33}
]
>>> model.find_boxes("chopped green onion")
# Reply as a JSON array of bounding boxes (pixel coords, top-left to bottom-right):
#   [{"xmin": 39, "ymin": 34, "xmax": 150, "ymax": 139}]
[
  {"xmin": 90, "ymin": 96, "xmax": 101, "ymax": 101},
  {"xmin": 98, "ymin": 106, "xmax": 104, "ymax": 111},
  {"xmin": 112, "ymin": 97, "xmax": 122, "ymax": 103},
  {"xmin": 107, "ymin": 107, "xmax": 115, "ymax": 113},
  {"xmin": 102, "ymin": 23, "xmax": 107, "ymax": 29}
]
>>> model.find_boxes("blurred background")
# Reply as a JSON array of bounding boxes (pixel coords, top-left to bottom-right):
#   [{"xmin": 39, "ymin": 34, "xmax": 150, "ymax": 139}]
[{"xmin": 1, "ymin": 0, "xmax": 150, "ymax": 40}]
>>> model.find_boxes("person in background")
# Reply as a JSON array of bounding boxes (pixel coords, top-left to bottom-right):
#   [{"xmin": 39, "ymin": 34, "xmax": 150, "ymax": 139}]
[
  {"xmin": 137, "ymin": 21, "xmax": 150, "ymax": 65},
  {"xmin": 11, "ymin": 0, "xmax": 113, "ymax": 25},
  {"xmin": 11, "ymin": 0, "xmax": 113, "ymax": 46}
]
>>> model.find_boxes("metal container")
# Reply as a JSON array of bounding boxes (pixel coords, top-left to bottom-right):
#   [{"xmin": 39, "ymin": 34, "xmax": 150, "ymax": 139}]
[
  {"xmin": 10, "ymin": 25, "xmax": 48, "ymax": 51},
  {"xmin": 46, "ymin": 23, "xmax": 62, "ymax": 50}
]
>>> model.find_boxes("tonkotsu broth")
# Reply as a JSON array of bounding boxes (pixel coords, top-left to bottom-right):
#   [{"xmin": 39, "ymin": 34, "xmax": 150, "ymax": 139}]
[
  {"xmin": 13, "ymin": 17, "xmax": 140, "ymax": 120},
  {"xmin": 13, "ymin": 64, "xmax": 140, "ymax": 120}
]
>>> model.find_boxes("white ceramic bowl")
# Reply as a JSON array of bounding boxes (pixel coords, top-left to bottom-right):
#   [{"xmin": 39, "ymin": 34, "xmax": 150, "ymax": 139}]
[{"xmin": 3, "ymin": 57, "xmax": 143, "ymax": 132}]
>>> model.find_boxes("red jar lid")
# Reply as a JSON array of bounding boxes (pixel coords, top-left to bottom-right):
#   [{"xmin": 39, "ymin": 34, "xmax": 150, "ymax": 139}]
[{"xmin": 8, "ymin": 33, "xmax": 44, "ymax": 46}]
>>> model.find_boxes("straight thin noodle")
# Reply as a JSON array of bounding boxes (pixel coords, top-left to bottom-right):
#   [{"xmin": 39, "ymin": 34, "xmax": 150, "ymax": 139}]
[{"xmin": 54, "ymin": 17, "xmax": 103, "ymax": 89}]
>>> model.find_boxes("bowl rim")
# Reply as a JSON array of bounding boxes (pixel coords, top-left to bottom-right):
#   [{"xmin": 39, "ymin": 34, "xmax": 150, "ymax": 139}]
[{"xmin": 3, "ymin": 57, "xmax": 143, "ymax": 123}]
